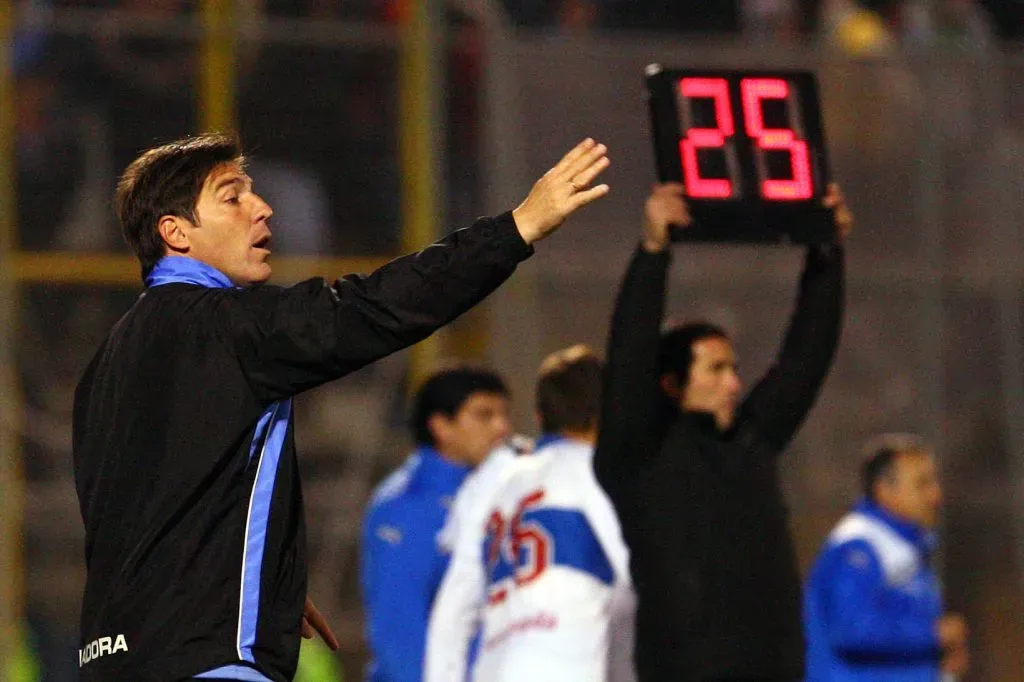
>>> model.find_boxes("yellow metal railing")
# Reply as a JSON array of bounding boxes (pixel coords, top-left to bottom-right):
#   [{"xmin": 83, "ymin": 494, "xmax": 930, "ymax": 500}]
[
  {"xmin": 399, "ymin": 0, "xmax": 444, "ymax": 391},
  {"xmin": 200, "ymin": 0, "xmax": 236, "ymax": 133},
  {"xmin": 0, "ymin": 4, "xmax": 453, "ymax": 663},
  {"xmin": 9, "ymin": 252, "xmax": 391, "ymax": 287},
  {"xmin": 0, "ymin": 0, "xmax": 24, "ymax": 671}
]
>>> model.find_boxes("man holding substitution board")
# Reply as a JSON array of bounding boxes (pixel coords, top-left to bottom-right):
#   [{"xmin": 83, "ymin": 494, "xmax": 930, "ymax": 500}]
[{"xmin": 593, "ymin": 67, "xmax": 852, "ymax": 682}]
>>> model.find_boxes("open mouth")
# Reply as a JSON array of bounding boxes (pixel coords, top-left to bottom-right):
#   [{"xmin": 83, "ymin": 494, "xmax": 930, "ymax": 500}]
[{"xmin": 252, "ymin": 235, "xmax": 272, "ymax": 252}]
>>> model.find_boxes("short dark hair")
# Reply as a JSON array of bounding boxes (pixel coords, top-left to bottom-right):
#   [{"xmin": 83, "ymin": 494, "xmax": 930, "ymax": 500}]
[
  {"xmin": 861, "ymin": 433, "xmax": 930, "ymax": 502},
  {"xmin": 115, "ymin": 133, "xmax": 244, "ymax": 279},
  {"xmin": 412, "ymin": 367, "xmax": 509, "ymax": 446},
  {"xmin": 536, "ymin": 345, "xmax": 603, "ymax": 434},
  {"xmin": 658, "ymin": 322, "xmax": 730, "ymax": 385}
]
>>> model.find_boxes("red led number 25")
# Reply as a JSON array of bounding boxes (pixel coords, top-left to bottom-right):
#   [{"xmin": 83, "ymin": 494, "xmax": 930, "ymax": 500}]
[{"xmin": 680, "ymin": 77, "xmax": 812, "ymax": 201}]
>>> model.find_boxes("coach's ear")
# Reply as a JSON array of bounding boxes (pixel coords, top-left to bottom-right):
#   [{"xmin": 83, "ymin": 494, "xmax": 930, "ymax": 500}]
[{"xmin": 159, "ymin": 215, "xmax": 190, "ymax": 254}]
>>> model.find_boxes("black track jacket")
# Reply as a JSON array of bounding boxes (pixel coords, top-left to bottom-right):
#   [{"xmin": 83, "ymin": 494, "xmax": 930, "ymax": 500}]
[
  {"xmin": 73, "ymin": 213, "xmax": 531, "ymax": 682},
  {"xmin": 594, "ymin": 244, "xmax": 844, "ymax": 682}
]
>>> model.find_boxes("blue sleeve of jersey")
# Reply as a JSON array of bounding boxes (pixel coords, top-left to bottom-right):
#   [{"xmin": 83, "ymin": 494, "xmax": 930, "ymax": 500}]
[
  {"xmin": 361, "ymin": 504, "xmax": 393, "ymax": 680},
  {"xmin": 361, "ymin": 500, "xmax": 427, "ymax": 682},
  {"xmin": 360, "ymin": 504, "xmax": 381, "ymax": 624},
  {"xmin": 428, "ymin": 550, "xmax": 452, "ymax": 610},
  {"xmin": 361, "ymin": 496, "xmax": 452, "ymax": 682},
  {"xmin": 821, "ymin": 540, "xmax": 941, "ymax": 663}
]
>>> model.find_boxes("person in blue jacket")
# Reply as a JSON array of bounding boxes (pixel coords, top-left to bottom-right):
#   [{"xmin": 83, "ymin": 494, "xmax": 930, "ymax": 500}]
[
  {"xmin": 804, "ymin": 434, "xmax": 969, "ymax": 681},
  {"xmin": 360, "ymin": 367, "xmax": 512, "ymax": 682}
]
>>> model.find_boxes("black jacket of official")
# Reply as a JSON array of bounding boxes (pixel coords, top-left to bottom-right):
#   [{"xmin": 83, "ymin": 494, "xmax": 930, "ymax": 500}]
[
  {"xmin": 73, "ymin": 214, "xmax": 532, "ymax": 682},
  {"xmin": 594, "ymin": 243, "xmax": 844, "ymax": 682}
]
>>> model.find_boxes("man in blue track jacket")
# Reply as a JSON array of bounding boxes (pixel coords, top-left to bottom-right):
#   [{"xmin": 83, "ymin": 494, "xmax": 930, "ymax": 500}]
[
  {"xmin": 360, "ymin": 367, "xmax": 512, "ymax": 682},
  {"xmin": 804, "ymin": 434, "xmax": 969, "ymax": 682}
]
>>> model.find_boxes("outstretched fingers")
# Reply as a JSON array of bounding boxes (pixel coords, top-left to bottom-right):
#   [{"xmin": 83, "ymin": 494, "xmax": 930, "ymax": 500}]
[
  {"xmin": 551, "ymin": 138, "xmax": 598, "ymax": 177},
  {"xmin": 571, "ymin": 183, "xmax": 611, "ymax": 209},
  {"xmin": 570, "ymin": 154, "xmax": 611, "ymax": 192},
  {"xmin": 512, "ymin": 137, "xmax": 612, "ymax": 244},
  {"xmin": 563, "ymin": 142, "xmax": 609, "ymax": 186}
]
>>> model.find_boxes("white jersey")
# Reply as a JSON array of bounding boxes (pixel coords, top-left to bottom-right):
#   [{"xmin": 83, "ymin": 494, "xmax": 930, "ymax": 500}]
[
  {"xmin": 425, "ymin": 444, "xmax": 521, "ymax": 682},
  {"xmin": 462, "ymin": 437, "xmax": 635, "ymax": 682},
  {"xmin": 436, "ymin": 444, "xmax": 520, "ymax": 556}
]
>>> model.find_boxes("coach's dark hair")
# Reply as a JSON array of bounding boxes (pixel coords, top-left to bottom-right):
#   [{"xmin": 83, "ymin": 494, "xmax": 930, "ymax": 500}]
[
  {"xmin": 412, "ymin": 367, "xmax": 509, "ymax": 447},
  {"xmin": 658, "ymin": 322, "xmax": 731, "ymax": 386},
  {"xmin": 536, "ymin": 345, "xmax": 603, "ymax": 434},
  {"xmin": 861, "ymin": 433, "xmax": 930, "ymax": 502},
  {"xmin": 115, "ymin": 133, "xmax": 244, "ymax": 279}
]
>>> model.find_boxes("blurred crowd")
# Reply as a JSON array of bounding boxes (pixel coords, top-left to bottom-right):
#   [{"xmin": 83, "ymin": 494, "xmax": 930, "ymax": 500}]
[
  {"xmin": 7, "ymin": 1, "xmax": 1024, "ymax": 680},
  {"xmin": 10, "ymin": 0, "xmax": 1023, "ymax": 252},
  {"xmin": 498, "ymin": 0, "xmax": 1022, "ymax": 49}
]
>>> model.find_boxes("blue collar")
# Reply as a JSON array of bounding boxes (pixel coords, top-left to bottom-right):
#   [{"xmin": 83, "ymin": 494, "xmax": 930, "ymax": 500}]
[
  {"xmin": 534, "ymin": 433, "xmax": 568, "ymax": 451},
  {"xmin": 145, "ymin": 256, "xmax": 236, "ymax": 289},
  {"xmin": 855, "ymin": 498, "xmax": 937, "ymax": 557},
  {"xmin": 414, "ymin": 446, "xmax": 473, "ymax": 491}
]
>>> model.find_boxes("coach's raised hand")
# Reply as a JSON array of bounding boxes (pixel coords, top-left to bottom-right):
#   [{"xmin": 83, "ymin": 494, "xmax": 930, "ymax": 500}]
[{"xmin": 512, "ymin": 138, "xmax": 610, "ymax": 244}]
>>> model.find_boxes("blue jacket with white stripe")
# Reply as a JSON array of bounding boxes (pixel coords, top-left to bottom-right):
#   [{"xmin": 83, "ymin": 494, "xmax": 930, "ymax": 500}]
[
  {"xmin": 361, "ymin": 447, "xmax": 472, "ymax": 682},
  {"xmin": 804, "ymin": 500, "xmax": 943, "ymax": 682}
]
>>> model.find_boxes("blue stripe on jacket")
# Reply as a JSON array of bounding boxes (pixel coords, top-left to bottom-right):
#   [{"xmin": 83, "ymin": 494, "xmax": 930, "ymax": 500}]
[
  {"xmin": 238, "ymin": 399, "xmax": 292, "ymax": 662},
  {"xmin": 147, "ymin": 257, "xmax": 293, "ymax": 678}
]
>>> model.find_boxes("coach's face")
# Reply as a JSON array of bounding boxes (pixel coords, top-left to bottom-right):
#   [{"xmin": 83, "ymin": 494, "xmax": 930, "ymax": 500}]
[{"xmin": 161, "ymin": 162, "xmax": 275, "ymax": 286}]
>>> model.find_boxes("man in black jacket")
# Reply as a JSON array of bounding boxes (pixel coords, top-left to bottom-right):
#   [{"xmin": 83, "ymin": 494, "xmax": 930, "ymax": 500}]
[
  {"xmin": 72, "ymin": 133, "xmax": 609, "ymax": 682},
  {"xmin": 594, "ymin": 182, "xmax": 852, "ymax": 682}
]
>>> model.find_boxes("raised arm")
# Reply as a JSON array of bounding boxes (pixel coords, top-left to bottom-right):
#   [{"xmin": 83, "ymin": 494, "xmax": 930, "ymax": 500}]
[
  {"xmin": 425, "ymin": 448, "xmax": 517, "ymax": 682},
  {"xmin": 738, "ymin": 183, "xmax": 851, "ymax": 451},
  {"xmin": 231, "ymin": 140, "xmax": 610, "ymax": 401},
  {"xmin": 424, "ymin": 526, "xmax": 487, "ymax": 682},
  {"xmin": 594, "ymin": 184, "xmax": 689, "ymax": 495}
]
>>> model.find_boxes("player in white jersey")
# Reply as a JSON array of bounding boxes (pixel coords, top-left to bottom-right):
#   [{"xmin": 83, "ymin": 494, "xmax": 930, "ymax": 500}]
[
  {"xmin": 425, "ymin": 345, "xmax": 635, "ymax": 682},
  {"xmin": 426, "ymin": 436, "xmax": 529, "ymax": 682},
  {"xmin": 435, "ymin": 434, "xmax": 533, "ymax": 560}
]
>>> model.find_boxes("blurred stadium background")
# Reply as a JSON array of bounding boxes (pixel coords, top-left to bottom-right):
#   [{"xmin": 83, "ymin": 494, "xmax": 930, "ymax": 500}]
[{"xmin": 0, "ymin": 0, "xmax": 1022, "ymax": 679}]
